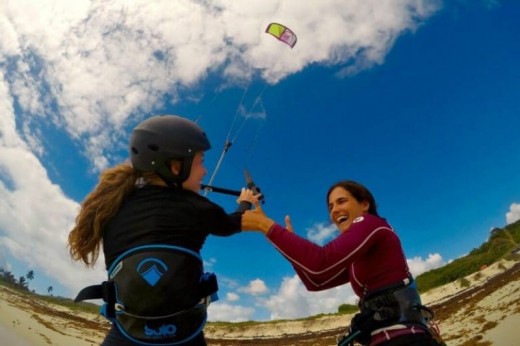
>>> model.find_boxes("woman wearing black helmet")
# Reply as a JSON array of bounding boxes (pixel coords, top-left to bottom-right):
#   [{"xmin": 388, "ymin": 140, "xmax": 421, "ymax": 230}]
[{"xmin": 68, "ymin": 115, "xmax": 259, "ymax": 346}]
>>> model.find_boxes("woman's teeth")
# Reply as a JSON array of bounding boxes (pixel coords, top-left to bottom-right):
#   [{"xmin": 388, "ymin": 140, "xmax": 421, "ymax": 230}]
[{"xmin": 337, "ymin": 215, "xmax": 349, "ymax": 223}]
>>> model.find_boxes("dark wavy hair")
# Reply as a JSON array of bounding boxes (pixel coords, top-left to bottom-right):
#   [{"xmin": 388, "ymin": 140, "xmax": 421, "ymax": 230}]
[{"xmin": 326, "ymin": 180, "xmax": 379, "ymax": 217}]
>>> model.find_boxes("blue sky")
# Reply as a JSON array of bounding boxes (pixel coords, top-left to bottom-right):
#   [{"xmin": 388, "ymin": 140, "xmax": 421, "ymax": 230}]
[{"xmin": 1, "ymin": 0, "xmax": 520, "ymax": 322}]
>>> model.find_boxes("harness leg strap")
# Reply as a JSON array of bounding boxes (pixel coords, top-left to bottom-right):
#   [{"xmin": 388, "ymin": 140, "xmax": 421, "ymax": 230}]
[{"xmin": 74, "ymin": 281, "xmax": 116, "ymax": 317}]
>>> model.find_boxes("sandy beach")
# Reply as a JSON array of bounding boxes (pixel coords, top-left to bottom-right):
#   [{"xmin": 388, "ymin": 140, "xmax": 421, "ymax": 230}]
[
  {"xmin": 1, "ymin": 259, "xmax": 519, "ymax": 345},
  {"xmin": 0, "ymin": 285, "xmax": 108, "ymax": 345},
  {"xmin": 0, "ymin": 324, "xmax": 32, "ymax": 346},
  {"xmin": 427, "ymin": 260, "xmax": 520, "ymax": 346}
]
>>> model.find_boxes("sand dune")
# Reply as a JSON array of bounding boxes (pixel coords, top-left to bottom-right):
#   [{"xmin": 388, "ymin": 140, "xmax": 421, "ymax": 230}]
[{"xmin": 1, "ymin": 259, "xmax": 519, "ymax": 345}]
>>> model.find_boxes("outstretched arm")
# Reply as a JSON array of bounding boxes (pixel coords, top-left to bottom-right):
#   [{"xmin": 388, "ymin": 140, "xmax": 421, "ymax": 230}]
[{"xmin": 242, "ymin": 200, "xmax": 350, "ymax": 290}]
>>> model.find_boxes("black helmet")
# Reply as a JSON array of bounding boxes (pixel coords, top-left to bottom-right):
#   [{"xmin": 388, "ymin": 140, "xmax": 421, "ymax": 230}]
[{"xmin": 130, "ymin": 115, "xmax": 211, "ymax": 185}]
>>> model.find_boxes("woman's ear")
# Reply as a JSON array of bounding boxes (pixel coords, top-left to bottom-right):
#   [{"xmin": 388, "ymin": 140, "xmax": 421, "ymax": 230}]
[
  {"xmin": 362, "ymin": 200, "xmax": 370, "ymax": 213},
  {"xmin": 170, "ymin": 160, "xmax": 181, "ymax": 175}
]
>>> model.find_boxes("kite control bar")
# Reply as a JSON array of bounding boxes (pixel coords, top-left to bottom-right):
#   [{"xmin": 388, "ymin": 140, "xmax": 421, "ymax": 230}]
[
  {"xmin": 201, "ymin": 184, "xmax": 241, "ymax": 196},
  {"xmin": 200, "ymin": 170, "xmax": 264, "ymax": 203}
]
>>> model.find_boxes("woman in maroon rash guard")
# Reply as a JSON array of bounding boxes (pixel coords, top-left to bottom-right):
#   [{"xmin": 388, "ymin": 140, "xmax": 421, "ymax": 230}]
[{"xmin": 242, "ymin": 180, "xmax": 444, "ymax": 346}]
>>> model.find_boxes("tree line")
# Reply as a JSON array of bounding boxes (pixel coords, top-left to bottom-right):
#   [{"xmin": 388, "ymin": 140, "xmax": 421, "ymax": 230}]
[{"xmin": 0, "ymin": 267, "xmax": 53, "ymax": 295}]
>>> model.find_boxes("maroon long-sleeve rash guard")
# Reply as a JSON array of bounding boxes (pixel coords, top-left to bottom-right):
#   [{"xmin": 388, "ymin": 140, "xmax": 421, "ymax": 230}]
[{"xmin": 266, "ymin": 213, "xmax": 411, "ymax": 298}]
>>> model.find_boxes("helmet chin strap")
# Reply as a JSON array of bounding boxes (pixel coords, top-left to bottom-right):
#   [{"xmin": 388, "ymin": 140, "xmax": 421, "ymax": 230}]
[{"xmin": 157, "ymin": 173, "xmax": 182, "ymax": 188}]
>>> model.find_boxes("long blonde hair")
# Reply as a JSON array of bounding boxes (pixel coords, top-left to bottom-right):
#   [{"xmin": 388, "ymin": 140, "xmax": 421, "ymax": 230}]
[{"xmin": 68, "ymin": 163, "xmax": 159, "ymax": 266}]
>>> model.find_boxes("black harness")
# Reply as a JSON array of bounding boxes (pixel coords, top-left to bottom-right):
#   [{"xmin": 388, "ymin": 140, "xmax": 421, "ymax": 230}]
[
  {"xmin": 75, "ymin": 245, "xmax": 218, "ymax": 345},
  {"xmin": 338, "ymin": 278, "xmax": 434, "ymax": 346}
]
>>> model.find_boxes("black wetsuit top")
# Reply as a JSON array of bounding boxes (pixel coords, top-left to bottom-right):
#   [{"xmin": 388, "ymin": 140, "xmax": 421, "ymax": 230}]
[
  {"xmin": 100, "ymin": 184, "xmax": 247, "ymax": 346},
  {"xmin": 103, "ymin": 185, "xmax": 246, "ymax": 268}
]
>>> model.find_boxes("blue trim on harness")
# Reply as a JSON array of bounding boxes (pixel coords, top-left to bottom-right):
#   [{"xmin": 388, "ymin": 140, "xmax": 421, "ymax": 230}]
[{"xmin": 107, "ymin": 244, "xmax": 202, "ymax": 274}]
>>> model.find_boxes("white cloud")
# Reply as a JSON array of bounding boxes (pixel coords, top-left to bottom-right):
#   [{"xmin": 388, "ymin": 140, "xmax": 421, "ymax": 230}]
[
  {"xmin": 506, "ymin": 203, "xmax": 520, "ymax": 224},
  {"xmin": 0, "ymin": 74, "xmax": 105, "ymax": 297},
  {"xmin": 208, "ymin": 301, "xmax": 255, "ymax": 322},
  {"xmin": 203, "ymin": 257, "xmax": 217, "ymax": 270},
  {"xmin": 306, "ymin": 222, "xmax": 337, "ymax": 245},
  {"xmin": 218, "ymin": 276, "xmax": 240, "ymax": 290},
  {"xmin": 407, "ymin": 253, "xmax": 445, "ymax": 277},
  {"xmin": 238, "ymin": 278, "xmax": 268, "ymax": 296},
  {"xmin": 257, "ymin": 253, "xmax": 446, "ymax": 320},
  {"xmin": 259, "ymin": 275, "xmax": 357, "ymax": 320},
  {"xmin": 1, "ymin": 0, "xmax": 440, "ymax": 171},
  {"xmin": 226, "ymin": 292, "xmax": 240, "ymax": 302}
]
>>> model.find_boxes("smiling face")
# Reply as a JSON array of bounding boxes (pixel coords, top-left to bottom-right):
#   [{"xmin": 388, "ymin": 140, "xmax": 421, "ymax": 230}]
[{"xmin": 328, "ymin": 186, "xmax": 370, "ymax": 233}]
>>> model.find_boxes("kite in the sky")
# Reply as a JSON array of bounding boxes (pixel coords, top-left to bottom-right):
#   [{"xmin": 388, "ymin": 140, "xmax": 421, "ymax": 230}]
[{"xmin": 265, "ymin": 22, "xmax": 297, "ymax": 48}]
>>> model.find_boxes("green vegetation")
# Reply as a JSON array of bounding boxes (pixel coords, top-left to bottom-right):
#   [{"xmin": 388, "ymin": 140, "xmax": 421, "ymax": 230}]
[
  {"xmin": 208, "ymin": 310, "xmax": 350, "ymax": 328},
  {"xmin": 338, "ymin": 303, "xmax": 358, "ymax": 314},
  {"xmin": 0, "ymin": 267, "xmax": 36, "ymax": 292},
  {"xmin": 415, "ymin": 219, "xmax": 520, "ymax": 293},
  {"xmin": 458, "ymin": 277, "xmax": 470, "ymax": 288},
  {"xmin": 472, "ymin": 272, "xmax": 483, "ymax": 281}
]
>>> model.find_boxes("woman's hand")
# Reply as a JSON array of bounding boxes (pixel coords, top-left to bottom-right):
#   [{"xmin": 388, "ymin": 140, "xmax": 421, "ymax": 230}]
[
  {"xmin": 237, "ymin": 188, "xmax": 261, "ymax": 204},
  {"xmin": 284, "ymin": 215, "xmax": 294, "ymax": 233},
  {"xmin": 241, "ymin": 199, "xmax": 275, "ymax": 234}
]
